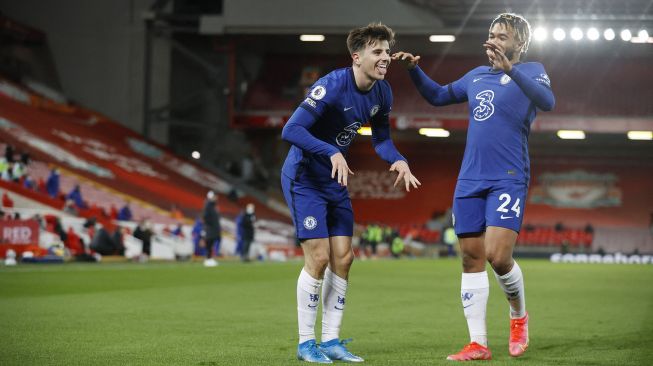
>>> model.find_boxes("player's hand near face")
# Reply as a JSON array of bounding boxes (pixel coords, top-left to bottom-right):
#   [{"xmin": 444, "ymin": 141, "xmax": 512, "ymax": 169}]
[
  {"xmin": 391, "ymin": 52, "xmax": 421, "ymax": 70},
  {"xmin": 330, "ymin": 152, "xmax": 354, "ymax": 186},
  {"xmin": 389, "ymin": 160, "xmax": 421, "ymax": 192},
  {"xmin": 483, "ymin": 43, "xmax": 512, "ymax": 73}
]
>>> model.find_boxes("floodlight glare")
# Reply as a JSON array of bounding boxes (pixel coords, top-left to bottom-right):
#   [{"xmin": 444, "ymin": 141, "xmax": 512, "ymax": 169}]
[
  {"xmin": 300, "ymin": 34, "xmax": 325, "ymax": 42},
  {"xmin": 627, "ymin": 131, "xmax": 653, "ymax": 140},
  {"xmin": 429, "ymin": 35, "xmax": 456, "ymax": 42},
  {"xmin": 571, "ymin": 27, "xmax": 583, "ymax": 40},
  {"xmin": 587, "ymin": 27, "xmax": 600, "ymax": 41},
  {"xmin": 553, "ymin": 28, "xmax": 566, "ymax": 41},
  {"xmin": 533, "ymin": 27, "xmax": 547, "ymax": 41},
  {"xmin": 620, "ymin": 29, "xmax": 632, "ymax": 41},
  {"xmin": 357, "ymin": 127, "xmax": 372, "ymax": 135},
  {"xmin": 191, "ymin": 151, "xmax": 201, "ymax": 159},
  {"xmin": 604, "ymin": 28, "xmax": 615, "ymax": 40},
  {"xmin": 557, "ymin": 130, "xmax": 586, "ymax": 140},
  {"xmin": 418, "ymin": 128, "xmax": 450, "ymax": 137},
  {"xmin": 638, "ymin": 29, "xmax": 649, "ymax": 39}
]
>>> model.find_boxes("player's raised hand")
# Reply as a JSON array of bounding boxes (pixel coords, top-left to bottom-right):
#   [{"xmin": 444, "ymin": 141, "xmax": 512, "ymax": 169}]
[
  {"xmin": 389, "ymin": 160, "xmax": 421, "ymax": 192},
  {"xmin": 330, "ymin": 152, "xmax": 354, "ymax": 186},
  {"xmin": 391, "ymin": 52, "xmax": 421, "ymax": 70},
  {"xmin": 483, "ymin": 43, "xmax": 512, "ymax": 73}
]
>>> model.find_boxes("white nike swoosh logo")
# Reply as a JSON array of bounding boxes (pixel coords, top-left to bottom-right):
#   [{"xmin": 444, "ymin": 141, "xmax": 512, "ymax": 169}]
[
  {"xmin": 500, "ymin": 215, "xmax": 513, "ymax": 219},
  {"xmin": 473, "ymin": 78, "xmax": 483, "ymax": 82},
  {"xmin": 344, "ymin": 106, "xmax": 353, "ymax": 111}
]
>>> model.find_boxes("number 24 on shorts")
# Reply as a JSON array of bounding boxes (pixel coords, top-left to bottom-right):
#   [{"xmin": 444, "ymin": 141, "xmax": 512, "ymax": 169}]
[{"xmin": 496, "ymin": 193, "xmax": 520, "ymax": 218}]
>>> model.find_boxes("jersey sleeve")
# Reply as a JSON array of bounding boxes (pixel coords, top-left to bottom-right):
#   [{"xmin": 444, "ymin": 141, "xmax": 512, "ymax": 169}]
[
  {"xmin": 370, "ymin": 84, "xmax": 406, "ymax": 164},
  {"xmin": 408, "ymin": 65, "xmax": 469, "ymax": 105},
  {"xmin": 298, "ymin": 75, "xmax": 341, "ymax": 118},
  {"xmin": 507, "ymin": 63, "xmax": 555, "ymax": 111},
  {"xmin": 448, "ymin": 70, "xmax": 472, "ymax": 103}
]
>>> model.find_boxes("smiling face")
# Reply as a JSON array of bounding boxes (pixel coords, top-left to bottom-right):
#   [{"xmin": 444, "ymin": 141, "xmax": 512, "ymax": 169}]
[
  {"xmin": 486, "ymin": 22, "xmax": 522, "ymax": 65},
  {"xmin": 486, "ymin": 13, "xmax": 531, "ymax": 67},
  {"xmin": 353, "ymin": 39, "xmax": 391, "ymax": 81}
]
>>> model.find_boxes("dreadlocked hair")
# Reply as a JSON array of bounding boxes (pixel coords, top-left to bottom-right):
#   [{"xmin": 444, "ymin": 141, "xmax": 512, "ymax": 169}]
[{"xmin": 491, "ymin": 13, "xmax": 531, "ymax": 59}]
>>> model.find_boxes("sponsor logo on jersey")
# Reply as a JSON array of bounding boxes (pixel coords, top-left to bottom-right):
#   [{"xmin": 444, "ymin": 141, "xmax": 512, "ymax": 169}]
[
  {"xmin": 310, "ymin": 85, "xmax": 326, "ymax": 100},
  {"xmin": 303, "ymin": 97, "xmax": 317, "ymax": 108},
  {"xmin": 303, "ymin": 216, "xmax": 318, "ymax": 230},
  {"xmin": 500, "ymin": 74, "xmax": 512, "ymax": 85},
  {"xmin": 473, "ymin": 90, "xmax": 495, "ymax": 121},
  {"xmin": 336, "ymin": 122, "xmax": 362, "ymax": 146},
  {"xmin": 370, "ymin": 105, "xmax": 380, "ymax": 117}
]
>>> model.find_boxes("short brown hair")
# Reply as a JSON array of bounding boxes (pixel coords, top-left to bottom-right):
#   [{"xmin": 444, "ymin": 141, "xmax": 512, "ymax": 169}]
[
  {"xmin": 346, "ymin": 22, "xmax": 395, "ymax": 55},
  {"xmin": 490, "ymin": 13, "xmax": 531, "ymax": 59}
]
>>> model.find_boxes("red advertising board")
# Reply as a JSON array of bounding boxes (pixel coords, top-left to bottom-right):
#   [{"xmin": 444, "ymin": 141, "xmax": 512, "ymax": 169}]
[{"xmin": 0, "ymin": 220, "xmax": 40, "ymax": 245}]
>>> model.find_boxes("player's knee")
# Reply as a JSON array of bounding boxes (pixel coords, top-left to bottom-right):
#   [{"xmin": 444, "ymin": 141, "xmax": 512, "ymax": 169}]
[
  {"xmin": 336, "ymin": 250, "xmax": 354, "ymax": 269},
  {"xmin": 309, "ymin": 251, "xmax": 330, "ymax": 273},
  {"xmin": 488, "ymin": 256, "xmax": 512, "ymax": 274},
  {"xmin": 462, "ymin": 252, "xmax": 484, "ymax": 271}
]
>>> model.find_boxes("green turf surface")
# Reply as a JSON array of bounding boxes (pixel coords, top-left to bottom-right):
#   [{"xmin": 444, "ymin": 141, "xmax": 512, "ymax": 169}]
[{"xmin": 1, "ymin": 259, "xmax": 652, "ymax": 365}]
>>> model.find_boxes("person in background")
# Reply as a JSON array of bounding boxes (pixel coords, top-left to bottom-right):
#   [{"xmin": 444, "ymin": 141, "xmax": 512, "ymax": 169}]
[
  {"xmin": 236, "ymin": 203, "xmax": 256, "ymax": 262},
  {"xmin": 133, "ymin": 219, "xmax": 153, "ymax": 256},
  {"xmin": 201, "ymin": 190, "xmax": 222, "ymax": 267},
  {"xmin": 117, "ymin": 202, "xmax": 133, "ymax": 221},
  {"xmin": 191, "ymin": 216, "xmax": 204, "ymax": 256},
  {"xmin": 67, "ymin": 184, "xmax": 87, "ymax": 209},
  {"xmin": 46, "ymin": 168, "xmax": 60, "ymax": 199}
]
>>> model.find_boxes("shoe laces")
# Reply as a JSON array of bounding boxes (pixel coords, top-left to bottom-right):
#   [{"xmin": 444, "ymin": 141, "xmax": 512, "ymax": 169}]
[
  {"xmin": 510, "ymin": 319, "xmax": 526, "ymax": 341},
  {"xmin": 462, "ymin": 343, "xmax": 480, "ymax": 352},
  {"xmin": 340, "ymin": 338, "xmax": 353, "ymax": 346},
  {"xmin": 307, "ymin": 342, "xmax": 325, "ymax": 358}
]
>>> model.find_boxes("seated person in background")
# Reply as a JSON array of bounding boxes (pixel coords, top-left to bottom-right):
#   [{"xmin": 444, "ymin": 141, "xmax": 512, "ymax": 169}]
[
  {"xmin": 117, "ymin": 202, "xmax": 133, "ymax": 221},
  {"xmin": 46, "ymin": 168, "xmax": 60, "ymax": 199},
  {"xmin": 66, "ymin": 184, "xmax": 87, "ymax": 209},
  {"xmin": 22, "ymin": 174, "xmax": 36, "ymax": 190},
  {"xmin": 90, "ymin": 224, "xmax": 122, "ymax": 255}
]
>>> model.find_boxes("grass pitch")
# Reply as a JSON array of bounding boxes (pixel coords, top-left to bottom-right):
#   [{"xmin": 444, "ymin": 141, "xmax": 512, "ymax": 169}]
[{"xmin": 1, "ymin": 258, "xmax": 652, "ymax": 365}]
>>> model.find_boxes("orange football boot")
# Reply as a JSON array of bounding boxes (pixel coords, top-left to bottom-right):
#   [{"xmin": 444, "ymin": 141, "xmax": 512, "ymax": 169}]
[
  {"xmin": 446, "ymin": 342, "xmax": 492, "ymax": 361},
  {"xmin": 509, "ymin": 312, "xmax": 529, "ymax": 357}
]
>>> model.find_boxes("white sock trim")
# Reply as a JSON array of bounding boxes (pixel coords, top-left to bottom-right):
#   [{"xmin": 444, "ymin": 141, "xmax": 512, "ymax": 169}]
[{"xmin": 461, "ymin": 271, "xmax": 490, "ymax": 289}]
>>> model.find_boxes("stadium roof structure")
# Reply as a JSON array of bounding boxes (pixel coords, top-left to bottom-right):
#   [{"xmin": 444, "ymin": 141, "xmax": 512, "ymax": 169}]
[{"xmin": 400, "ymin": 0, "xmax": 653, "ymax": 31}]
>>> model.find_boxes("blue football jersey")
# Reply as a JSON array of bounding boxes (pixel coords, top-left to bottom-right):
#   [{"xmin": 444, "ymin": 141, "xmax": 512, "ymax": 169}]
[
  {"xmin": 281, "ymin": 67, "xmax": 393, "ymax": 182},
  {"xmin": 448, "ymin": 62, "xmax": 552, "ymax": 183}
]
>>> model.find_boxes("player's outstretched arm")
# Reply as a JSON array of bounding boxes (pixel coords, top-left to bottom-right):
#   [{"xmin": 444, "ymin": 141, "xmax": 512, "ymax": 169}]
[
  {"xmin": 484, "ymin": 44, "xmax": 555, "ymax": 111},
  {"xmin": 281, "ymin": 108, "xmax": 340, "ymax": 157},
  {"xmin": 371, "ymin": 113, "xmax": 420, "ymax": 192},
  {"xmin": 389, "ymin": 160, "xmax": 421, "ymax": 192},
  {"xmin": 392, "ymin": 51, "xmax": 457, "ymax": 107}
]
